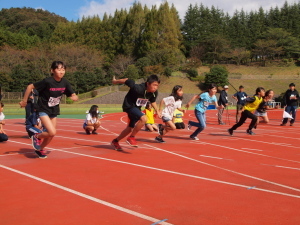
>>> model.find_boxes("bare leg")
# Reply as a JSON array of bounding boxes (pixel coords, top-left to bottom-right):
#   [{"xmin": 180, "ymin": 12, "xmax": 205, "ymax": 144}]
[{"xmin": 38, "ymin": 116, "xmax": 57, "ymax": 150}]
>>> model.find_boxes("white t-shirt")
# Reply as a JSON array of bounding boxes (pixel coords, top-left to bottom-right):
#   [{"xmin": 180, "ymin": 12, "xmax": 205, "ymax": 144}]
[
  {"xmin": 162, "ymin": 96, "xmax": 182, "ymax": 119},
  {"xmin": 84, "ymin": 113, "xmax": 98, "ymax": 124},
  {"xmin": 0, "ymin": 112, "xmax": 5, "ymax": 121}
]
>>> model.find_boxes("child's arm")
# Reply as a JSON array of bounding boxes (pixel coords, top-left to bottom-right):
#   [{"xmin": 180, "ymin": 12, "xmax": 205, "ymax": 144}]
[
  {"xmin": 185, "ymin": 95, "xmax": 199, "ymax": 109},
  {"xmin": 70, "ymin": 93, "xmax": 78, "ymax": 101},
  {"xmin": 151, "ymin": 102, "xmax": 161, "ymax": 118},
  {"xmin": 19, "ymin": 84, "xmax": 35, "ymax": 107},
  {"xmin": 177, "ymin": 107, "xmax": 187, "ymax": 113},
  {"xmin": 112, "ymin": 76, "xmax": 128, "ymax": 85}
]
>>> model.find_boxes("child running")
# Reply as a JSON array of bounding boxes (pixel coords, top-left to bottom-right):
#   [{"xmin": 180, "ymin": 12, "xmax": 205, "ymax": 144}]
[
  {"xmin": 255, "ymin": 89, "xmax": 277, "ymax": 124},
  {"xmin": 143, "ymin": 102, "xmax": 159, "ymax": 132},
  {"xmin": 25, "ymin": 110, "xmax": 44, "ymax": 139},
  {"xmin": 111, "ymin": 75, "xmax": 161, "ymax": 151},
  {"xmin": 228, "ymin": 87, "xmax": 265, "ymax": 136},
  {"xmin": 0, "ymin": 102, "xmax": 8, "ymax": 142},
  {"xmin": 186, "ymin": 84, "xmax": 220, "ymax": 140},
  {"xmin": 19, "ymin": 61, "xmax": 78, "ymax": 158},
  {"xmin": 83, "ymin": 105, "xmax": 101, "ymax": 134},
  {"xmin": 155, "ymin": 85, "xmax": 186, "ymax": 143}
]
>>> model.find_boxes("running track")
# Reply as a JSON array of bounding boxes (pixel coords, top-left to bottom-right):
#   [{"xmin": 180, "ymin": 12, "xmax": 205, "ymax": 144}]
[{"xmin": 0, "ymin": 110, "xmax": 299, "ymax": 225}]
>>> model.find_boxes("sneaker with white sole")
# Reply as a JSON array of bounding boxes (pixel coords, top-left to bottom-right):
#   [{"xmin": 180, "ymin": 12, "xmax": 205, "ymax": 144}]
[
  {"xmin": 126, "ymin": 136, "xmax": 138, "ymax": 147},
  {"xmin": 35, "ymin": 150, "xmax": 47, "ymax": 159},
  {"xmin": 190, "ymin": 136, "xmax": 199, "ymax": 140},
  {"xmin": 111, "ymin": 139, "xmax": 123, "ymax": 151},
  {"xmin": 32, "ymin": 134, "xmax": 41, "ymax": 151},
  {"xmin": 246, "ymin": 129, "xmax": 255, "ymax": 135}
]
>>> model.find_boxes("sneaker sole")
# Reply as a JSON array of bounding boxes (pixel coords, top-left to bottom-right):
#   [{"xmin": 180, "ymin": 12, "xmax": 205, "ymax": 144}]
[
  {"xmin": 111, "ymin": 142, "xmax": 123, "ymax": 151},
  {"xmin": 126, "ymin": 140, "xmax": 138, "ymax": 147},
  {"xmin": 34, "ymin": 151, "xmax": 47, "ymax": 159},
  {"xmin": 31, "ymin": 136, "xmax": 40, "ymax": 151}
]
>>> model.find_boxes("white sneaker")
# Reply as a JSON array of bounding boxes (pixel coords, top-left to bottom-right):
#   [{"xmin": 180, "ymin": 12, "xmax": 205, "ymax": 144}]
[{"xmin": 190, "ymin": 136, "xmax": 199, "ymax": 140}]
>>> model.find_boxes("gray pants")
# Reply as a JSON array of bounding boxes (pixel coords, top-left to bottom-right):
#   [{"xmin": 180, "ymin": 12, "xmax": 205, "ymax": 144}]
[{"xmin": 218, "ymin": 108, "xmax": 225, "ymax": 124}]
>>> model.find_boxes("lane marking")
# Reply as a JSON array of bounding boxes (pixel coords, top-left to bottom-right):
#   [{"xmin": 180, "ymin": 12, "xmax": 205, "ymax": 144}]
[
  {"xmin": 143, "ymin": 144, "xmax": 300, "ymax": 193},
  {"xmin": 241, "ymin": 148, "xmax": 263, "ymax": 152},
  {"xmin": 151, "ymin": 219, "xmax": 168, "ymax": 225},
  {"xmin": 5, "ymin": 140, "xmax": 300, "ymax": 199},
  {"xmin": 0, "ymin": 164, "xmax": 172, "ymax": 225},
  {"xmin": 199, "ymin": 155, "xmax": 233, "ymax": 161},
  {"xmin": 261, "ymin": 164, "xmax": 300, "ymax": 171}
]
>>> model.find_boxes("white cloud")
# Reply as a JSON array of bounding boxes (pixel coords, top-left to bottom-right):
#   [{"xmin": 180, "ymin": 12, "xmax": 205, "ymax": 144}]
[{"xmin": 78, "ymin": 0, "xmax": 297, "ymax": 20}]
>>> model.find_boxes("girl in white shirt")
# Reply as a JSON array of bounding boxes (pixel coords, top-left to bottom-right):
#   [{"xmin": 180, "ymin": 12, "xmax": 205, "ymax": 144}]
[
  {"xmin": 155, "ymin": 85, "xmax": 186, "ymax": 143},
  {"xmin": 83, "ymin": 105, "xmax": 101, "ymax": 134}
]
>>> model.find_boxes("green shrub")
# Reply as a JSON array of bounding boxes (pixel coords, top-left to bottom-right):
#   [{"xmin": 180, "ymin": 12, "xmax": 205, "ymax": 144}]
[{"xmin": 187, "ymin": 68, "xmax": 198, "ymax": 78}]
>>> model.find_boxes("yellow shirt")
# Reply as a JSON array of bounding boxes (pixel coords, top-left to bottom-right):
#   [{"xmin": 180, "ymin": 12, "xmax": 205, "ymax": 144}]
[
  {"xmin": 144, "ymin": 108, "xmax": 155, "ymax": 124},
  {"xmin": 244, "ymin": 96, "xmax": 263, "ymax": 113},
  {"xmin": 173, "ymin": 109, "xmax": 184, "ymax": 123}
]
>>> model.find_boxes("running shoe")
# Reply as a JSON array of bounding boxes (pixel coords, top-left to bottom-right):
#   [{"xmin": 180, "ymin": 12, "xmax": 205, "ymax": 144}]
[
  {"xmin": 126, "ymin": 136, "xmax": 138, "ymax": 147},
  {"xmin": 34, "ymin": 150, "xmax": 47, "ymax": 159},
  {"xmin": 187, "ymin": 122, "xmax": 192, "ymax": 130},
  {"xmin": 85, "ymin": 129, "xmax": 91, "ymax": 135},
  {"xmin": 227, "ymin": 129, "xmax": 233, "ymax": 136},
  {"xmin": 155, "ymin": 136, "xmax": 166, "ymax": 143},
  {"xmin": 190, "ymin": 136, "xmax": 199, "ymax": 140},
  {"xmin": 111, "ymin": 139, "xmax": 123, "ymax": 151},
  {"xmin": 280, "ymin": 123, "xmax": 286, "ymax": 126},
  {"xmin": 92, "ymin": 129, "xmax": 98, "ymax": 134},
  {"xmin": 32, "ymin": 134, "xmax": 41, "ymax": 151},
  {"xmin": 246, "ymin": 129, "xmax": 255, "ymax": 135},
  {"xmin": 158, "ymin": 124, "xmax": 164, "ymax": 135}
]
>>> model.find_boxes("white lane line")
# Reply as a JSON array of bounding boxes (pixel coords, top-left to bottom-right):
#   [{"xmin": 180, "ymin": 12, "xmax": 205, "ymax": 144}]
[
  {"xmin": 261, "ymin": 164, "xmax": 300, "ymax": 171},
  {"xmin": 193, "ymin": 141, "xmax": 300, "ymax": 164},
  {"xmin": 143, "ymin": 144, "xmax": 300, "ymax": 193},
  {"xmin": 229, "ymin": 137, "xmax": 299, "ymax": 148},
  {"xmin": 5, "ymin": 140, "xmax": 300, "ymax": 199},
  {"xmin": 199, "ymin": 155, "xmax": 233, "ymax": 161},
  {"xmin": 0, "ymin": 164, "xmax": 172, "ymax": 225},
  {"xmin": 241, "ymin": 148, "xmax": 264, "ymax": 152}
]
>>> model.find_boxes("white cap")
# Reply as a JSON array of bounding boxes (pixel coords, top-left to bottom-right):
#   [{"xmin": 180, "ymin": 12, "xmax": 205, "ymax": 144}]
[{"xmin": 224, "ymin": 85, "xmax": 229, "ymax": 89}]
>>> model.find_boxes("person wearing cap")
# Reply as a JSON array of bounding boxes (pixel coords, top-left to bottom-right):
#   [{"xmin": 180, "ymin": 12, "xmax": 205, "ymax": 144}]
[
  {"xmin": 232, "ymin": 85, "xmax": 248, "ymax": 123},
  {"xmin": 217, "ymin": 85, "xmax": 229, "ymax": 125},
  {"xmin": 281, "ymin": 83, "xmax": 299, "ymax": 126}
]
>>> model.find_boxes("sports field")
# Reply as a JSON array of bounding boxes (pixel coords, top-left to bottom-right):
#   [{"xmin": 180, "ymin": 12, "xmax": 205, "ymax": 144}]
[{"xmin": 0, "ymin": 109, "xmax": 299, "ymax": 224}]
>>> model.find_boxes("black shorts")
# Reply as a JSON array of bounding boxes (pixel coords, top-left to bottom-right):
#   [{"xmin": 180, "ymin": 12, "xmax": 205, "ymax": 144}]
[{"xmin": 125, "ymin": 107, "xmax": 144, "ymax": 128}]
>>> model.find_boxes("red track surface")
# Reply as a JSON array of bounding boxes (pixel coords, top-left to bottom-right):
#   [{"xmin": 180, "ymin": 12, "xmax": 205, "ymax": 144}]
[{"xmin": 1, "ymin": 110, "xmax": 299, "ymax": 225}]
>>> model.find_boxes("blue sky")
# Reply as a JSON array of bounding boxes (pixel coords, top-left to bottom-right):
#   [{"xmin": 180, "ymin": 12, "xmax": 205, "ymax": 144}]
[{"xmin": 0, "ymin": 0, "xmax": 296, "ymax": 21}]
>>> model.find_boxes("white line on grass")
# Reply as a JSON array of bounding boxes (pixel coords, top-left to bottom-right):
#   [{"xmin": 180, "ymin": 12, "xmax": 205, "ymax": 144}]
[{"xmin": 0, "ymin": 164, "xmax": 172, "ymax": 225}]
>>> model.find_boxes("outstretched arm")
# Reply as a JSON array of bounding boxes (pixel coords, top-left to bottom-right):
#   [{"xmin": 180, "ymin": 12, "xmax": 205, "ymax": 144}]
[
  {"xmin": 112, "ymin": 76, "xmax": 128, "ymax": 85},
  {"xmin": 185, "ymin": 95, "xmax": 199, "ymax": 109},
  {"xmin": 151, "ymin": 102, "xmax": 161, "ymax": 118}
]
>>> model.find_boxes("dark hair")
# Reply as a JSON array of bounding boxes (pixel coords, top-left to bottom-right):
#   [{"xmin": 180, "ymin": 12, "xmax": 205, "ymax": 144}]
[
  {"xmin": 146, "ymin": 74, "xmax": 160, "ymax": 84},
  {"xmin": 51, "ymin": 61, "xmax": 66, "ymax": 76},
  {"xmin": 289, "ymin": 83, "xmax": 295, "ymax": 87},
  {"xmin": 255, "ymin": 87, "xmax": 265, "ymax": 95},
  {"xmin": 265, "ymin": 89, "xmax": 273, "ymax": 97},
  {"xmin": 207, "ymin": 83, "xmax": 217, "ymax": 91},
  {"xmin": 0, "ymin": 102, "xmax": 4, "ymax": 107},
  {"xmin": 239, "ymin": 85, "xmax": 244, "ymax": 89},
  {"xmin": 170, "ymin": 85, "xmax": 183, "ymax": 101},
  {"xmin": 89, "ymin": 105, "xmax": 99, "ymax": 118}
]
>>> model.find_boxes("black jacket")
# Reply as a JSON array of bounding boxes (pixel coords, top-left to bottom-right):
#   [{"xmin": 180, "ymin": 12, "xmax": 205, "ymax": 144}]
[
  {"xmin": 218, "ymin": 90, "xmax": 228, "ymax": 107},
  {"xmin": 283, "ymin": 89, "xmax": 299, "ymax": 107}
]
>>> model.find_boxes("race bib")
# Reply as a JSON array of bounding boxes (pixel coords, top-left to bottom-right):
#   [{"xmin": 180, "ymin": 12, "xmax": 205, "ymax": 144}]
[
  {"xmin": 48, "ymin": 96, "xmax": 62, "ymax": 107},
  {"xmin": 136, "ymin": 98, "xmax": 148, "ymax": 107},
  {"xmin": 203, "ymin": 101, "xmax": 209, "ymax": 107}
]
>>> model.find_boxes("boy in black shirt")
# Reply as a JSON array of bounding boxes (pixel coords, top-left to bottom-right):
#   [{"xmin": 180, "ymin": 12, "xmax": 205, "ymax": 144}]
[
  {"xmin": 281, "ymin": 83, "xmax": 299, "ymax": 126},
  {"xmin": 111, "ymin": 75, "xmax": 161, "ymax": 151},
  {"xmin": 232, "ymin": 85, "xmax": 248, "ymax": 123}
]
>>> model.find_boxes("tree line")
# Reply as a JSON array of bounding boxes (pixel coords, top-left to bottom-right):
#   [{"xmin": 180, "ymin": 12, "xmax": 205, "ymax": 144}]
[{"xmin": 0, "ymin": 1, "xmax": 300, "ymax": 93}]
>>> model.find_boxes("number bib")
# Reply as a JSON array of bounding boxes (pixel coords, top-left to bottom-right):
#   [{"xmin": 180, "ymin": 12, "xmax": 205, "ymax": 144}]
[
  {"xmin": 48, "ymin": 96, "xmax": 62, "ymax": 107},
  {"xmin": 136, "ymin": 98, "xmax": 148, "ymax": 107}
]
